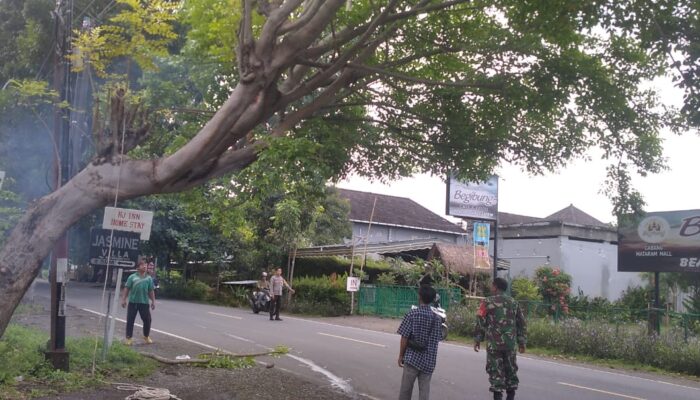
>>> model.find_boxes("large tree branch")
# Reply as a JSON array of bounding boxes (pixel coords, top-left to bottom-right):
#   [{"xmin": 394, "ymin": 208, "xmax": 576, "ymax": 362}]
[
  {"xmin": 305, "ymin": 0, "xmax": 475, "ymax": 59},
  {"xmin": 157, "ymin": 82, "xmax": 262, "ymax": 185},
  {"xmin": 277, "ymin": 0, "xmax": 325, "ymax": 36},
  {"xmin": 346, "ymin": 62, "xmax": 505, "ymax": 90},
  {"xmin": 271, "ymin": 0, "xmax": 346, "ymax": 71},
  {"xmin": 277, "ymin": 0, "xmax": 399, "ymax": 105},
  {"xmin": 257, "ymin": 0, "xmax": 306, "ymax": 57}
]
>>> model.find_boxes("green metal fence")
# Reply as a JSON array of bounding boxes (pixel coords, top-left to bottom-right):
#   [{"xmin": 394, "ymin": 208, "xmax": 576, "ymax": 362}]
[{"xmin": 358, "ymin": 285, "xmax": 461, "ymax": 317}]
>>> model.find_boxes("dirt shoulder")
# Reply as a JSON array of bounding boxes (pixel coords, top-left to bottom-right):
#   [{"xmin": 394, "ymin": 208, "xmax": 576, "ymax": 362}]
[{"xmin": 11, "ymin": 295, "xmax": 358, "ymax": 400}]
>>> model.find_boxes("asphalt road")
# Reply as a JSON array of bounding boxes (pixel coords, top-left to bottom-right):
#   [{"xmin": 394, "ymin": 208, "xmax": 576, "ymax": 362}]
[{"xmin": 30, "ymin": 281, "xmax": 700, "ymax": 400}]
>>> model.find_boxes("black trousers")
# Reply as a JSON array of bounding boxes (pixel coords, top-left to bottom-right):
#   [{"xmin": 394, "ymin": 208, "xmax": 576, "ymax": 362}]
[
  {"xmin": 270, "ymin": 295, "xmax": 282, "ymax": 319},
  {"xmin": 126, "ymin": 302, "xmax": 152, "ymax": 338}
]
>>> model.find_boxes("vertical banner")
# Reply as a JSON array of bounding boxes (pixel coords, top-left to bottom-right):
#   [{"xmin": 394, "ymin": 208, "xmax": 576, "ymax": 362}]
[
  {"xmin": 473, "ymin": 222, "xmax": 491, "ymax": 270},
  {"xmin": 0, "ymin": 170, "xmax": 5, "ymax": 190}
]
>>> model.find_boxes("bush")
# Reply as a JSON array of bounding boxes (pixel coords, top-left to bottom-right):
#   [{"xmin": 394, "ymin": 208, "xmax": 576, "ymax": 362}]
[
  {"xmin": 567, "ymin": 292, "xmax": 618, "ymax": 321},
  {"xmin": 527, "ymin": 318, "xmax": 700, "ymax": 375},
  {"xmin": 376, "ymin": 272, "xmax": 397, "ymax": 285},
  {"xmin": 160, "ymin": 279, "xmax": 211, "ymax": 301},
  {"xmin": 535, "ymin": 266, "xmax": 572, "ymax": 314},
  {"xmin": 615, "ymin": 285, "xmax": 652, "ymax": 310},
  {"xmin": 294, "ymin": 256, "xmax": 392, "ymax": 281},
  {"xmin": 511, "ymin": 277, "xmax": 541, "ymax": 302},
  {"xmin": 288, "ymin": 275, "xmax": 350, "ymax": 316},
  {"xmin": 209, "ymin": 286, "xmax": 250, "ymax": 307},
  {"xmin": 446, "ymin": 300, "xmax": 481, "ymax": 338}
]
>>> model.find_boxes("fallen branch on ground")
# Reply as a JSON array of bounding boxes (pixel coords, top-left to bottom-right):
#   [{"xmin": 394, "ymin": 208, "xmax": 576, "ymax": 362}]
[{"xmin": 139, "ymin": 346, "xmax": 288, "ymax": 365}]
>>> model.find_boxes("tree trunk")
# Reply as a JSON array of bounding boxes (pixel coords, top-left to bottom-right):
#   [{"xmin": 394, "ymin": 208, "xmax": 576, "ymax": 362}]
[
  {"xmin": 0, "ymin": 116, "xmax": 259, "ymax": 337},
  {"xmin": 0, "ymin": 0, "xmax": 379, "ymax": 339}
]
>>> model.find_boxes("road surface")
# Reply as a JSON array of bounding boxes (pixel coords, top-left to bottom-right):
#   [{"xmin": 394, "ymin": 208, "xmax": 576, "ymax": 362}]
[{"xmin": 29, "ymin": 281, "xmax": 700, "ymax": 400}]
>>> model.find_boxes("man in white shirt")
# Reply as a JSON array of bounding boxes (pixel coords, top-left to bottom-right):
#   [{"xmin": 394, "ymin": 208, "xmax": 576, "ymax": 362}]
[{"xmin": 268, "ymin": 267, "xmax": 294, "ymax": 321}]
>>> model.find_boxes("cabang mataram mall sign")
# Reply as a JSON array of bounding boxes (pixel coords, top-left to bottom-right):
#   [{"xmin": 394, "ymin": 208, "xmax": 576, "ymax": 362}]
[{"xmin": 618, "ymin": 210, "xmax": 700, "ymax": 273}]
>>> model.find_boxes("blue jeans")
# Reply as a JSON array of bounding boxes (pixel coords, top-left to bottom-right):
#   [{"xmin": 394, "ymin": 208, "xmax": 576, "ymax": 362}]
[{"xmin": 399, "ymin": 363, "xmax": 432, "ymax": 400}]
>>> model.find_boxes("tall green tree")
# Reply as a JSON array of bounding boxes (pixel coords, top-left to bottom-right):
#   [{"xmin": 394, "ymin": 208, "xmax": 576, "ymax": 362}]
[{"xmin": 0, "ymin": 0, "xmax": 696, "ymax": 338}]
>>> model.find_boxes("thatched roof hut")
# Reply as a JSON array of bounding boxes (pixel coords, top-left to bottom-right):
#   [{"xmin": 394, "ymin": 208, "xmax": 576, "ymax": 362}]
[{"xmin": 427, "ymin": 243, "xmax": 493, "ymax": 276}]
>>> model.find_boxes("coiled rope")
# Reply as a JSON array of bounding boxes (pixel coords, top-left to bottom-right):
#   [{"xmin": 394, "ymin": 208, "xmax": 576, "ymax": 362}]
[{"xmin": 114, "ymin": 383, "xmax": 182, "ymax": 400}]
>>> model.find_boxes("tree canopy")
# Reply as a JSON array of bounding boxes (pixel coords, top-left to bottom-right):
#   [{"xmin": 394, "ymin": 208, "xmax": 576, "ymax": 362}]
[{"xmin": 1, "ymin": 0, "xmax": 699, "ymax": 339}]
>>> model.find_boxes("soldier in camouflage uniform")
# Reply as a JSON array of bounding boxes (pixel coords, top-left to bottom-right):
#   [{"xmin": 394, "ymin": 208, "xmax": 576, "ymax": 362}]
[{"xmin": 474, "ymin": 277, "xmax": 526, "ymax": 400}]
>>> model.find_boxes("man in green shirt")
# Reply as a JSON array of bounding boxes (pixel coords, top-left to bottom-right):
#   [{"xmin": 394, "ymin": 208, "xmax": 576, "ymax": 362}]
[{"xmin": 121, "ymin": 258, "xmax": 156, "ymax": 345}]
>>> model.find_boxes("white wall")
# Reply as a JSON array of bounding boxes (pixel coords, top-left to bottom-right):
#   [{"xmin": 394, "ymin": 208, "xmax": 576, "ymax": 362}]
[{"xmin": 500, "ymin": 236, "xmax": 643, "ymax": 301}]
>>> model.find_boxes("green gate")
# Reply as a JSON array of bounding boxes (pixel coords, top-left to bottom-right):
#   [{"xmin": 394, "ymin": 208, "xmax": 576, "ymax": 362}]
[{"xmin": 358, "ymin": 285, "xmax": 461, "ymax": 317}]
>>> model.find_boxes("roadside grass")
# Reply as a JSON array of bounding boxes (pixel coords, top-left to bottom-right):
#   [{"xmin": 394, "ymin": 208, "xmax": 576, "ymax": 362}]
[
  {"xmin": 443, "ymin": 321, "xmax": 700, "ymax": 382},
  {"xmin": 0, "ymin": 324, "xmax": 156, "ymax": 400},
  {"xmin": 11, "ymin": 302, "xmax": 45, "ymax": 316}
]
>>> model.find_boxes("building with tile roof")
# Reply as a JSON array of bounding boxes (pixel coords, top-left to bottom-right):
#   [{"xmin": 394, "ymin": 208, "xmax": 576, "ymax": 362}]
[
  {"xmin": 336, "ymin": 188, "xmax": 467, "ymax": 244},
  {"xmin": 496, "ymin": 204, "xmax": 641, "ymax": 301},
  {"xmin": 297, "ymin": 189, "xmax": 641, "ymax": 300}
]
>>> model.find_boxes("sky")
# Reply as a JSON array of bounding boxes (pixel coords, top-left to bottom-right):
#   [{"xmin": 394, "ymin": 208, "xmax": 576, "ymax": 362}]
[{"xmin": 337, "ymin": 79, "xmax": 700, "ymax": 225}]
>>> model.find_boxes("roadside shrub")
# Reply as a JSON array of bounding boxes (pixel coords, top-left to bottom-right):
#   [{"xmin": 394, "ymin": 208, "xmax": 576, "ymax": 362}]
[
  {"xmin": 446, "ymin": 300, "xmax": 480, "ymax": 338},
  {"xmin": 376, "ymin": 272, "xmax": 397, "ymax": 286},
  {"xmin": 208, "ymin": 286, "xmax": 250, "ymax": 307},
  {"xmin": 567, "ymin": 292, "xmax": 618, "ymax": 321},
  {"xmin": 510, "ymin": 277, "xmax": 541, "ymax": 302},
  {"xmin": 527, "ymin": 318, "xmax": 700, "ymax": 375},
  {"xmin": 289, "ymin": 275, "xmax": 350, "ymax": 316},
  {"xmin": 294, "ymin": 256, "xmax": 392, "ymax": 281},
  {"xmin": 615, "ymin": 285, "xmax": 652, "ymax": 310},
  {"xmin": 160, "ymin": 279, "xmax": 211, "ymax": 301},
  {"xmin": 535, "ymin": 266, "xmax": 572, "ymax": 314}
]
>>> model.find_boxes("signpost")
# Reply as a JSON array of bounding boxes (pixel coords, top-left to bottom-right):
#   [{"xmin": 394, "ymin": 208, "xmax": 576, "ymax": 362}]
[
  {"xmin": 102, "ymin": 207, "xmax": 154, "ymax": 240},
  {"xmin": 618, "ymin": 209, "xmax": 700, "ymax": 334},
  {"xmin": 446, "ymin": 174, "xmax": 499, "ymax": 220},
  {"xmin": 346, "ymin": 276, "xmax": 361, "ymax": 292},
  {"xmin": 89, "ymin": 228, "xmax": 141, "ymax": 357},
  {"xmin": 447, "ymin": 174, "xmax": 500, "ymax": 277},
  {"xmin": 90, "ymin": 228, "xmax": 140, "ymax": 268}
]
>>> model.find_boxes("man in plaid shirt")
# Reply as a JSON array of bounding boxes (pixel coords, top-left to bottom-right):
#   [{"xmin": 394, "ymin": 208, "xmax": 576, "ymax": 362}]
[{"xmin": 397, "ymin": 285, "xmax": 443, "ymax": 400}]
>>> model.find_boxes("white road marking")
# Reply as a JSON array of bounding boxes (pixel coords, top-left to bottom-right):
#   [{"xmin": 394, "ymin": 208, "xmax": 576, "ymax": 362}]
[
  {"xmin": 82, "ymin": 307, "xmax": 219, "ymax": 351},
  {"xmin": 287, "ymin": 354, "xmax": 353, "ymax": 394},
  {"xmin": 207, "ymin": 311, "xmax": 242, "ymax": 320},
  {"xmin": 225, "ymin": 333, "xmax": 254, "ymax": 343},
  {"xmin": 522, "ymin": 356, "xmax": 700, "ymax": 392},
  {"xmin": 318, "ymin": 332, "xmax": 387, "ymax": 348},
  {"xmin": 81, "ymin": 307, "xmax": 357, "ymax": 396},
  {"xmin": 558, "ymin": 382, "xmax": 647, "ymax": 400}
]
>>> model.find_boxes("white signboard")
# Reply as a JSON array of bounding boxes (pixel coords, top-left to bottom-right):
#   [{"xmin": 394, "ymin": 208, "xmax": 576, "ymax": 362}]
[
  {"xmin": 0, "ymin": 171, "xmax": 5, "ymax": 190},
  {"xmin": 346, "ymin": 276, "xmax": 361, "ymax": 292},
  {"xmin": 102, "ymin": 207, "xmax": 154, "ymax": 240},
  {"xmin": 446, "ymin": 174, "xmax": 499, "ymax": 220},
  {"xmin": 56, "ymin": 258, "xmax": 68, "ymax": 283}
]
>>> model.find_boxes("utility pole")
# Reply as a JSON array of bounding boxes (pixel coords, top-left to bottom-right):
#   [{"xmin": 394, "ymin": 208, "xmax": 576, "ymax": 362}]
[{"xmin": 46, "ymin": 0, "xmax": 72, "ymax": 371}]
